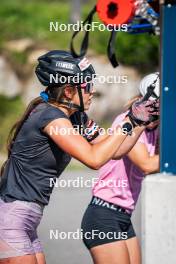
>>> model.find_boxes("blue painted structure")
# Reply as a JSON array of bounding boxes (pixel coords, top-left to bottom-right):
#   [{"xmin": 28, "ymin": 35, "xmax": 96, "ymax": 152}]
[{"xmin": 160, "ymin": 3, "xmax": 176, "ymax": 174}]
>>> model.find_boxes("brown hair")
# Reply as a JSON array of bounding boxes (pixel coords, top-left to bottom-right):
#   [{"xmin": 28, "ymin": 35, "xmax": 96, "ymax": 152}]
[
  {"xmin": 123, "ymin": 94, "xmax": 141, "ymax": 112},
  {"xmin": 0, "ymin": 84, "xmax": 75, "ymax": 177}
]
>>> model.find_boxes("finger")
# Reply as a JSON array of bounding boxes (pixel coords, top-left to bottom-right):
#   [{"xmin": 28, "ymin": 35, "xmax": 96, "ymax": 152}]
[
  {"xmin": 149, "ymin": 109, "xmax": 160, "ymax": 113},
  {"xmin": 149, "ymin": 112, "xmax": 160, "ymax": 116},
  {"xmin": 149, "ymin": 116, "xmax": 159, "ymax": 122},
  {"xmin": 145, "ymin": 102, "xmax": 156, "ymax": 108}
]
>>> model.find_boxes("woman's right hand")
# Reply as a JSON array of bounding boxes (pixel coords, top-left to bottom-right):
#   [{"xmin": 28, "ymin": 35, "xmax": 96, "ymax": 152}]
[{"xmin": 127, "ymin": 98, "xmax": 159, "ymax": 127}]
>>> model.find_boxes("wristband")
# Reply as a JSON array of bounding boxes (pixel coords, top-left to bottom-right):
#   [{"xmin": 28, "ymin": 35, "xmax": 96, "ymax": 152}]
[
  {"xmin": 83, "ymin": 119, "xmax": 101, "ymax": 142},
  {"xmin": 119, "ymin": 121, "xmax": 134, "ymax": 136}
]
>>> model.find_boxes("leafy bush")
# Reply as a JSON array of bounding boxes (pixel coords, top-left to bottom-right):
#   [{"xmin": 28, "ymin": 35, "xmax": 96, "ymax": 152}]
[{"xmin": 0, "ymin": 0, "xmax": 159, "ymax": 72}]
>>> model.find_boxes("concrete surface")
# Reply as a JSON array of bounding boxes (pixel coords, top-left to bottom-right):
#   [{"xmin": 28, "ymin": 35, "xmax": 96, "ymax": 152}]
[{"xmin": 141, "ymin": 173, "xmax": 176, "ymax": 264}]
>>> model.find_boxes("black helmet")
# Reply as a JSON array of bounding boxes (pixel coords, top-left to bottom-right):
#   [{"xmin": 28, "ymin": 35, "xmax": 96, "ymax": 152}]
[
  {"xmin": 35, "ymin": 50, "xmax": 95, "ymax": 87},
  {"xmin": 35, "ymin": 50, "xmax": 96, "ymax": 129}
]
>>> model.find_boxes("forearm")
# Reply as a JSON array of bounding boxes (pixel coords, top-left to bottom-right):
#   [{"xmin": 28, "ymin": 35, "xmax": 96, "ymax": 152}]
[
  {"xmin": 90, "ymin": 117, "xmax": 147, "ymax": 168},
  {"xmin": 90, "ymin": 128, "xmax": 127, "ymax": 169},
  {"xmin": 112, "ymin": 125, "xmax": 145, "ymax": 159}
]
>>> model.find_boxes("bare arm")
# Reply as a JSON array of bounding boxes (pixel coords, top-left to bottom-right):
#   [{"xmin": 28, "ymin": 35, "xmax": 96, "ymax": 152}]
[
  {"xmin": 112, "ymin": 126, "xmax": 147, "ymax": 159},
  {"xmin": 91, "ymin": 126, "xmax": 146, "ymax": 160},
  {"xmin": 127, "ymin": 142, "xmax": 159, "ymax": 175},
  {"xmin": 88, "ymin": 99, "xmax": 159, "ymax": 160},
  {"xmin": 44, "ymin": 117, "xmax": 134, "ymax": 170}
]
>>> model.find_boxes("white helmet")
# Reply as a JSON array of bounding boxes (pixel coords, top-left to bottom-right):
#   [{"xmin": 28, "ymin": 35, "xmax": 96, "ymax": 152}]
[{"xmin": 139, "ymin": 72, "xmax": 160, "ymax": 100}]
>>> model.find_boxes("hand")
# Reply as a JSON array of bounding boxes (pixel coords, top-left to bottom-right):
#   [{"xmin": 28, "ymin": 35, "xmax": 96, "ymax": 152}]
[
  {"xmin": 84, "ymin": 119, "xmax": 101, "ymax": 142},
  {"xmin": 127, "ymin": 98, "xmax": 160, "ymax": 127}
]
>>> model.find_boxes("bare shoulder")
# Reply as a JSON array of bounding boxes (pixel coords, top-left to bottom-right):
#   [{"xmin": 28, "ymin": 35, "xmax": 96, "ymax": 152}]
[{"xmin": 43, "ymin": 117, "xmax": 73, "ymax": 135}]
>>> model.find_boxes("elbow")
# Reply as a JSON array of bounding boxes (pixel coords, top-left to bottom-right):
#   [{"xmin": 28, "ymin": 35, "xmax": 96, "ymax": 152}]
[
  {"xmin": 140, "ymin": 164, "xmax": 156, "ymax": 175},
  {"xmin": 94, "ymin": 164, "xmax": 102, "ymax": 170},
  {"xmin": 91, "ymin": 166, "xmax": 100, "ymax": 171},
  {"xmin": 112, "ymin": 155, "xmax": 123, "ymax": 160},
  {"xmin": 139, "ymin": 156, "xmax": 159, "ymax": 175},
  {"xmin": 143, "ymin": 168, "xmax": 152, "ymax": 175},
  {"xmin": 88, "ymin": 162, "xmax": 101, "ymax": 170},
  {"xmin": 85, "ymin": 150, "xmax": 109, "ymax": 170},
  {"xmin": 87, "ymin": 157, "xmax": 103, "ymax": 170}
]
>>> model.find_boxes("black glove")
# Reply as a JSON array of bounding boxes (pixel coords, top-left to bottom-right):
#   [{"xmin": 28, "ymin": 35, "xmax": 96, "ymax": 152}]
[{"xmin": 70, "ymin": 111, "xmax": 101, "ymax": 142}]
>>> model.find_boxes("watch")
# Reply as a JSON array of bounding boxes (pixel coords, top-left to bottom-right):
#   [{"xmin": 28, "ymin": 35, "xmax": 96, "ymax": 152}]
[{"xmin": 121, "ymin": 122, "xmax": 133, "ymax": 136}]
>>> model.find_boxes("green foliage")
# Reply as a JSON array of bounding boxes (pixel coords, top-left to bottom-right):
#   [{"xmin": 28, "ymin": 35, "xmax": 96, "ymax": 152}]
[
  {"xmin": 10, "ymin": 51, "xmax": 28, "ymax": 65},
  {"xmin": 116, "ymin": 32, "xmax": 159, "ymax": 72},
  {"xmin": 0, "ymin": 0, "xmax": 70, "ymax": 47},
  {"xmin": 0, "ymin": 95, "xmax": 24, "ymax": 153},
  {"xmin": 0, "ymin": 0, "xmax": 159, "ymax": 72}
]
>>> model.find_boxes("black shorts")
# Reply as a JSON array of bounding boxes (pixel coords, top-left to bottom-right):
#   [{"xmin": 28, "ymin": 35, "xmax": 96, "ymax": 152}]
[{"xmin": 81, "ymin": 197, "xmax": 136, "ymax": 249}]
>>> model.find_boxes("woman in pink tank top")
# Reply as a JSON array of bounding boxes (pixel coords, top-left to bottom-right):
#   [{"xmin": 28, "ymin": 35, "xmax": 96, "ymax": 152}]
[{"xmin": 81, "ymin": 73, "xmax": 160, "ymax": 264}]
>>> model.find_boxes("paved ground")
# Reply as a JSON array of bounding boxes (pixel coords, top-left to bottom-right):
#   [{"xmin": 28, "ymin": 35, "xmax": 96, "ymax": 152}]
[{"xmin": 39, "ymin": 169, "xmax": 142, "ymax": 264}]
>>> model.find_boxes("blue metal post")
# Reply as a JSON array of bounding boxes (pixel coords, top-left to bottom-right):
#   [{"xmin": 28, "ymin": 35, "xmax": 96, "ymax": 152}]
[{"xmin": 160, "ymin": 3, "xmax": 176, "ymax": 174}]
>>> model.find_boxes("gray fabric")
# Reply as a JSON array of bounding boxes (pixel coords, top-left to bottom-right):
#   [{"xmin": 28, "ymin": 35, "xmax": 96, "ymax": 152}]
[{"xmin": 0, "ymin": 103, "xmax": 72, "ymax": 205}]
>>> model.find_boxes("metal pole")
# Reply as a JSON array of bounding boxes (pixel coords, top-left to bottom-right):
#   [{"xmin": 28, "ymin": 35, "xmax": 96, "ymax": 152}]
[
  {"xmin": 70, "ymin": 0, "xmax": 81, "ymax": 24},
  {"xmin": 160, "ymin": 1, "xmax": 176, "ymax": 174}
]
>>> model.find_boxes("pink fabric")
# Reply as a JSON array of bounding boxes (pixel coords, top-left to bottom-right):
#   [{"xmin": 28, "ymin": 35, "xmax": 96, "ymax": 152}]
[{"xmin": 92, "ymin": 112, "xmax": 159, "ymax": 213}]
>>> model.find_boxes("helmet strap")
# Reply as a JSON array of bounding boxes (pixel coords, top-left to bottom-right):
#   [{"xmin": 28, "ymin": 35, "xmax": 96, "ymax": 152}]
[
  {"xmin": 56, "ymin": 86, "xmax": 86, "ymax": 134},
  {"xmin": 58, "ymin": 85, "xmax": 85, "ymax": 112},
  {"xmin": 77, "ymin": 85, "xmax": 87, "ymax": 133},
  {"xmin": 77, "ymin": 85, "xmax": 85, "ymax": 112},
  {"xmin": 58, "ymin": 99, "xmax": 80, "ymax": 110}
]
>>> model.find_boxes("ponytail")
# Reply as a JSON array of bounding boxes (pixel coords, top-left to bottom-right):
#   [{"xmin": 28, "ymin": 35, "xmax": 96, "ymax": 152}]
[
  {"xmin": 0, "ymin": 84, "xmax": 75, "ymax": 177},
  {"xmin": 0, "ymin": 97, "xmax": 43, "ymax": 177}
]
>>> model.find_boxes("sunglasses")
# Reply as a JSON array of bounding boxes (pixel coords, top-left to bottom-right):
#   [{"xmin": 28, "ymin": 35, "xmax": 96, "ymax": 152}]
[{"xmin": 80, "ymin": 82, "xmax": 94, "ymax": 94}]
